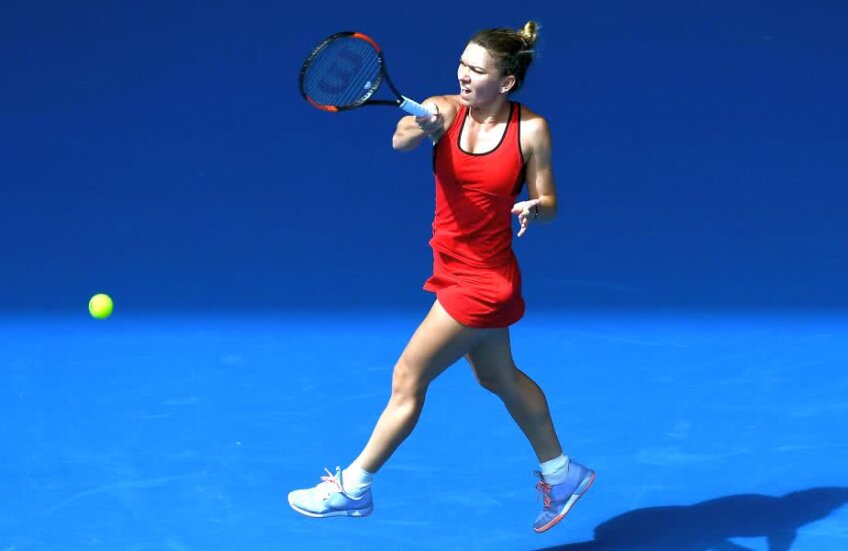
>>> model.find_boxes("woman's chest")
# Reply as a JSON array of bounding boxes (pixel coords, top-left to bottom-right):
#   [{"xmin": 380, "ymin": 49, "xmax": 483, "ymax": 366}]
[{"xmin": 459, "ymin": 121, "xmax": 507, "ymax": 154}]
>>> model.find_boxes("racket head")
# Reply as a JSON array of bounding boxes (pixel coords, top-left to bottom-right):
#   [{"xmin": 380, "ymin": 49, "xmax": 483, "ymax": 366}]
[{"xmin": 299, "ymin": 32, "xmax": 387, "ymax": 112}]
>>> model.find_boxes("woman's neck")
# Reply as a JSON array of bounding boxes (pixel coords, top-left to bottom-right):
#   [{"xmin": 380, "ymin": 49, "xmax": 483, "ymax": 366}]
[{"xmin": 468, "ymin": 97, "xmax": 510, "ymax": 125}]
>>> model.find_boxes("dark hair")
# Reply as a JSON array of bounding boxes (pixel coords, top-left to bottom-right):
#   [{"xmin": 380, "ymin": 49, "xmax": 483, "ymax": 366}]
[{"xmin": 469, "ymin": 21, "xmax": 539, "ymax": 93}]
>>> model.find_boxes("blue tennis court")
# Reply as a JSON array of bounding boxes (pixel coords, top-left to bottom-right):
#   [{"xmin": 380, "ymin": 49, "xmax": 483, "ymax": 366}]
[{"xmin": 2, "ymin": 311, "xmax": 847, "ymax": 549}]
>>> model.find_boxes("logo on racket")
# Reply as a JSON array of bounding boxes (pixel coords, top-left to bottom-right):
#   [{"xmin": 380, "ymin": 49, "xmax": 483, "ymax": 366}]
[{"xmin": 315, "ymin": 46, "xmax": 366, "ymax": 95}]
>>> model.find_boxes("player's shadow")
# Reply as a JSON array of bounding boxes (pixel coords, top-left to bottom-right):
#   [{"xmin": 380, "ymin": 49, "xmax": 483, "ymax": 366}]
[{"xmin": 535, "ymin": 487, "xmax": 848, "ymax": 551}]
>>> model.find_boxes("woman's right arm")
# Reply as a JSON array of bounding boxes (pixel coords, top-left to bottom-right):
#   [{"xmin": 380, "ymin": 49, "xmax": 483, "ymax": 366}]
[{"xmin": 392, "ymin": 96, "xmax": 458, "ymax": 151}]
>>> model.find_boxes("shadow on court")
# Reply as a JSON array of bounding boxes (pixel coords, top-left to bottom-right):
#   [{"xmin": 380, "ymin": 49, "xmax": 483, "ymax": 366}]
[{"xmin": 536, "ymin": 487, "xmax": 848, "ymax": 551}]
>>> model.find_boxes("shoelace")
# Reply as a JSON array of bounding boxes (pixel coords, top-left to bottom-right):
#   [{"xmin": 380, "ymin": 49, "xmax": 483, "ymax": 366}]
[
  {"xmin": 318, "ymin": 467, "xmax": 343, "ymax": 497},
  {"xmin": 535, "ymin": 475, "xmax": 553, "ymax": 508}
]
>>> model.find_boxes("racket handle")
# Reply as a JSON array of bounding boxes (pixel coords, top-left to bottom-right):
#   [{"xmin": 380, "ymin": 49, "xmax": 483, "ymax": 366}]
[{"xmin": 399, "ymin": 96, "xmax": 436, "ymax": 117}]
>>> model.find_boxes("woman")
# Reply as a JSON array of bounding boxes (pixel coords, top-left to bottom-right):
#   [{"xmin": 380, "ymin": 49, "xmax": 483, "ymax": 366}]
[{"xmin": 288, "ymin": 21, "xmax": 594, "ymax": 533}]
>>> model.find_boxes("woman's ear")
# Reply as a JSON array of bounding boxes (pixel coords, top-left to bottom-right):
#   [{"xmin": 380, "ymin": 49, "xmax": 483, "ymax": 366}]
[{"xmin": 500, "ymin": 75, "xmax": 517, "ymax": 94}]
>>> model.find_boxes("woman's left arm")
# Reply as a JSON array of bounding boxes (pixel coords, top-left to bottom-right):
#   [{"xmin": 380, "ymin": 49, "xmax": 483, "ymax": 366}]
[
  {"xmin": 524, "ymin": 116, "xmax": 558, "ymax": 223},
  {"xmin": 513, "ymin": 114, "xmax": 558, "ymax": 237}
]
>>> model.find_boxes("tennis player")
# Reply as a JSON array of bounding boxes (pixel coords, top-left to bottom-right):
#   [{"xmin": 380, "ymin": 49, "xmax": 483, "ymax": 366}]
[{"xmin": 289, "ymin": 21, "xmax": 594, "ymax": 533}]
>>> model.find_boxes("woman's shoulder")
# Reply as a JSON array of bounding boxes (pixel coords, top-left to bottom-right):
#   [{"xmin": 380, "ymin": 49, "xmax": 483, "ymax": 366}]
[
  {"xmin": 425, "ymin": 95, "xmax": 462, "ymax": 120},
  {"xmin": 516, "ymin": 103, "xmax": 549, "ymax": 130},
  {"xmin": 519, "ymin": 104, "xmax": 551, "ymax": 159},
  {"xmin": 518, "ymin": 104, "xmax": 551, "ymax": 136}
]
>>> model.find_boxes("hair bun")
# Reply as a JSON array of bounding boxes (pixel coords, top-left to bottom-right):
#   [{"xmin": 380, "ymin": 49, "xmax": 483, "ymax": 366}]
[{"xmin": 519, "ymin": 21, "xmax": 539, "ymax": 48}]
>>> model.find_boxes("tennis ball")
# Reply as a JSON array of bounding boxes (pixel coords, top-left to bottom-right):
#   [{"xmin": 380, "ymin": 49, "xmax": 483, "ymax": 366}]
[{"xmin": 89, "ymin": 293, "xmax": 114, "ymax": 319}]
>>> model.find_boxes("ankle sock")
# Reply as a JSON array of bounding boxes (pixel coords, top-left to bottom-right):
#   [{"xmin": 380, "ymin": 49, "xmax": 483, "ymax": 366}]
[
  {"xmin": 540, "ymin": 454, "xmax": 570, "ymax": 485},
  {"xmin": 342, "ymin": 464, "xmax": 374, "ymax": 497}
]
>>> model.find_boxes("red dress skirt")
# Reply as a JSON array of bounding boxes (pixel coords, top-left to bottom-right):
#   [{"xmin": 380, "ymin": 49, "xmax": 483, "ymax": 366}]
[{"xmin": 423, "ymin": 249, "xmax": 525, "ymax": 328}]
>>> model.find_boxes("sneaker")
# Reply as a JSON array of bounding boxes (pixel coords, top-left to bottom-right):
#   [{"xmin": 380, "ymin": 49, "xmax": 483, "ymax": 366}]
[
  {"xmin": 533, "ymin": 460, "xmax": 595, "ymax": 533},
  {"xmin": 288, "ymin": 467, "xmax": 374, "ymax": 518}
]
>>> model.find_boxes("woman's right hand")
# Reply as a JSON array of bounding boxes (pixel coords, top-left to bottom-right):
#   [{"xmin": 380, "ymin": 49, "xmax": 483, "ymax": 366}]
[
  {"xmin": 393, "ymin": 97, "xmax": 454, "ymax": 151},
  {"xmin": 415, "ymin": 102, "xmax": 443, "ymax": 139}
]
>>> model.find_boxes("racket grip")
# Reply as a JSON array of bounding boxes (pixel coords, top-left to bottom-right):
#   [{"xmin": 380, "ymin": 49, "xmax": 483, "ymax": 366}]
[{"xmin": 399, "ymin": 96, "xmax": 436, "ymax": 117}]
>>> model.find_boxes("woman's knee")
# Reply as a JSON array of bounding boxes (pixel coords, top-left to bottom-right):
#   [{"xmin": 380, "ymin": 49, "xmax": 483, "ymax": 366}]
[
  {"xmin": 476, "ymin": 375, "xmax": 501, "ymax": 394},
  {"xmin": 475, "ymin": 365, "xmax": 520, "ymax": 396},
  {"xmin": 391, "ymin": 354, "xmax": 430, "ymax": 398}
]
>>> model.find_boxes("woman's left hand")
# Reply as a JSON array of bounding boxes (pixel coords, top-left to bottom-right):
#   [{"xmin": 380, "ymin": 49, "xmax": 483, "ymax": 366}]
[{"xmin": 511, "ymin": 198, "xmax": 541, "ymax": 238}]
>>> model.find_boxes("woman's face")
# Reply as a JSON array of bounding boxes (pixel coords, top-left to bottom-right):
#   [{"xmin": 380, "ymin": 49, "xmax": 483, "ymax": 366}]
[{"xmin": 457, "ymin": 42, "xmax": 513, "ymax": 106}]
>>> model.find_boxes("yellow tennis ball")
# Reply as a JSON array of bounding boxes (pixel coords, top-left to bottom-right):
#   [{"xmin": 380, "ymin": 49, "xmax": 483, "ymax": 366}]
[{"xmin": 89, "ymin": 293, "xmax": 114, "ymax": 319}]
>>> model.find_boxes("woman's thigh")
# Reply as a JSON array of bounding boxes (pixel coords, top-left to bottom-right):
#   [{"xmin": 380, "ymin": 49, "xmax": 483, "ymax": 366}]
[{"xmin": 396, "ymin": 300, "xmax": 493, "ymax": 387}]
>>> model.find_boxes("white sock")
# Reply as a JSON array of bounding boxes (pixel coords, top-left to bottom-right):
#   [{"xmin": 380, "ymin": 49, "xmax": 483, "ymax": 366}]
[
  {"xmin": 540, "ymin": 454, "xmax": 570, "ymax": 485},
  {"xmin": 342, "ymin": 464, "xmax": 374, "ymax": 497}
]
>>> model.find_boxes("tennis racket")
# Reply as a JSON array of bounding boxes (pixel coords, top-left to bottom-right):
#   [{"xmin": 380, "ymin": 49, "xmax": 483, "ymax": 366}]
[{"xmin": 299, "ymin": 31, "xmax": 435, "ymax": 117}]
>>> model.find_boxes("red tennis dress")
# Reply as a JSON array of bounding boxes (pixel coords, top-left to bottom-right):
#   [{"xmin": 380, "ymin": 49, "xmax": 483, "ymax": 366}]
[{"xmin": 423, "ymin": 101, "xmax": 527, "ymax": 328}]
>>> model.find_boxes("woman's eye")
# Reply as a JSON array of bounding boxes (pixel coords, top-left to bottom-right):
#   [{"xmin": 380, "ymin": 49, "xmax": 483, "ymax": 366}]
[{"xmin": 459, "ymin": 61, "xmax": 483, "ymax": 74}]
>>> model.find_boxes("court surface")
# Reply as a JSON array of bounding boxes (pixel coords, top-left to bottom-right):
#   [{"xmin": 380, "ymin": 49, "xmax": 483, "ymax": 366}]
[{"xmin": 2, "ymin": 310, "xmax": 847, "ymax": 550}]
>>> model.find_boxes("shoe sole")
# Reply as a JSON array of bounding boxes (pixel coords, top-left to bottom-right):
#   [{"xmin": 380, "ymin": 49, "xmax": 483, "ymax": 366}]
[
  {"xmin": 288, "ymin": 495, "xmax": 373, "ymax": 518},
  {"xmin": 533, "ymin": 470, "xmax": 595, "ymax": 533}
]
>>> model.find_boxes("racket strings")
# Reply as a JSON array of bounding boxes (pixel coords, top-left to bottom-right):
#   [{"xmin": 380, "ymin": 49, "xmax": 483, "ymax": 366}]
[{"xmin": 302, "ymin": 38, "xmax": 382, "ymax": 108}]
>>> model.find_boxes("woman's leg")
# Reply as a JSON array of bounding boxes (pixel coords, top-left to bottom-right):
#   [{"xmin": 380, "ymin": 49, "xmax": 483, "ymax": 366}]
[
  {"xmin": 353, "ymin": 300, "xmax": 491, "ymax": 473},
  {"xmin": 466, "ymin": 327, "xmax": 562, "ymax": 462},
  {"xmin": 466, "ymin": 327, "xmax": 596, "ymax": 533}
]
